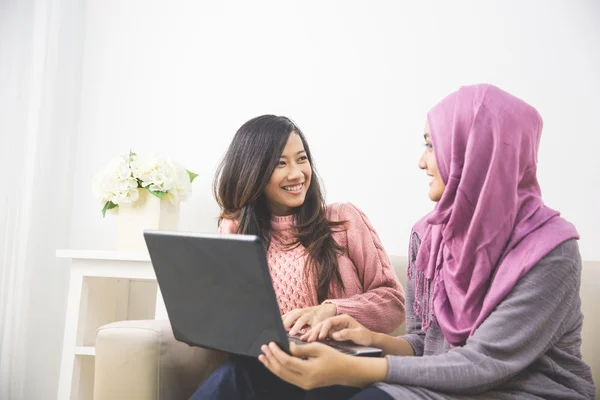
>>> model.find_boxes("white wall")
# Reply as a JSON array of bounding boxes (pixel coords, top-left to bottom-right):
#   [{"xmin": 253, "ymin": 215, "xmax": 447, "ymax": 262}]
[{"xmin": 70, "ymin": 0, "xmax": 600, "ymax": 261}]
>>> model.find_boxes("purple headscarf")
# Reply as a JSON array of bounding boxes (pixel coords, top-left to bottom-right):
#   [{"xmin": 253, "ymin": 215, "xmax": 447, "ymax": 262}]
[{"xmin": 410, "ymin": 84, "xmax": 579, "ymax": 346}]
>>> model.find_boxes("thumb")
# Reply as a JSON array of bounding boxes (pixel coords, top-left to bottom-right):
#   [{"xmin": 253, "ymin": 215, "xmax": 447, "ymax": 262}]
[{"xmin": 289, "ymin": 342, "xmax": 324, "ymax": 358}]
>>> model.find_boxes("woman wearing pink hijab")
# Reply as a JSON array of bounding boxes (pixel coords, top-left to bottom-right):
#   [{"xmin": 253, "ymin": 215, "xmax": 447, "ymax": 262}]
[{"xmin": 258, "ymin": 84, "xmax": 595, "ymax": 399}]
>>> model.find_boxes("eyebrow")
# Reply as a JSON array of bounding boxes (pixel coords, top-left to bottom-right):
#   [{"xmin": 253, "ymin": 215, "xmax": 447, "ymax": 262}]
[
  {"xmin": 280, "ymin": 150, "xmax": 307, "ymax": 159},
  {"xmin": 424, "ymin": 133, "xmax": 431, "ymax": 140}
]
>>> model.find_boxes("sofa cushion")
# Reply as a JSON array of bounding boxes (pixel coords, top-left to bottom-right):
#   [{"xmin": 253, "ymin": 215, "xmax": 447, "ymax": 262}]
[{"xmin": 95, "ymin": 319, "xmax": 226, "ymax": 400}]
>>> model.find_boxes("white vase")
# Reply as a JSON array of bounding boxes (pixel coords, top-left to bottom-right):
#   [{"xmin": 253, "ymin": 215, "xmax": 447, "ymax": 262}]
[{"xmin": 116, "ymin": 188, "xmax": 180, "ymax": 253}]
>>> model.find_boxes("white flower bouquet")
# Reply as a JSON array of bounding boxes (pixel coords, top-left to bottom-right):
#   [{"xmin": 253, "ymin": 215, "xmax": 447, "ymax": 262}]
[{"xmin": 93, "ymin": 151, "xmax": 198, "ymax": 217}]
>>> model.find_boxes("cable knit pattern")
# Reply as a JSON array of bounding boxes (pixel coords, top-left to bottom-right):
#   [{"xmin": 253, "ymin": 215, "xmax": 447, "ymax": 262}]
[
  {"xmin": 267, "ymin": 215, "xmax": 318, "ymax": 314},
  {"xmin": 218, "ymin": 203, "xmax": 405, "ymax": 334}
]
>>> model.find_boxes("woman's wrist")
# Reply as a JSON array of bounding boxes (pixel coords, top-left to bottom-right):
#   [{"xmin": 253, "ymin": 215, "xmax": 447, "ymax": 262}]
[
  {"xmin": 371, "ymin": 334, "xmax": 415, "ymax": 357},
  {"xmin": 343, "ymin": 355, "xmax": 388, "ymax": 388},
  {"xmin": 321, "ymin": 302, "xmax": 337, "ymax": 317},
  {"xmin": 370, "ymin": 331, "xmax": 387, "ymax": 348}
]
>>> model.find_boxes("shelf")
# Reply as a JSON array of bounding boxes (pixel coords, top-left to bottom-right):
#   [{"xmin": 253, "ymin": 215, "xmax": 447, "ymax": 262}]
[
  {"xmin": 56, "ymin": 249, "xmax": 151, "ymax": 262},
  {"xmin": 57, "ymin": 251, "xmax": 164, "ymax": 399},
  {"xmin": 75, "ymin": 346, "xmax": 95, "ymax": 356}
]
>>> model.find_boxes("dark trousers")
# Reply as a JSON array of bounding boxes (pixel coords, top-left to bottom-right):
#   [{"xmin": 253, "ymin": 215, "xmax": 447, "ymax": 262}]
[{"xmin": 188, "ymin": 355, "xmax": 393, "ymax": 400}]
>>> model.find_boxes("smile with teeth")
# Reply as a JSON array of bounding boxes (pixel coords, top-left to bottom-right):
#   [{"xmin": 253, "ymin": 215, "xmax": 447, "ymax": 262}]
[{"xmin": 283, "ymin": 183, "xmax": 304, "ymax": 192}]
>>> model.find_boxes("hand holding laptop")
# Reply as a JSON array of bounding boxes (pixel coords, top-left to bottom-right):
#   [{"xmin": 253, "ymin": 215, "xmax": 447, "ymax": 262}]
[
  {"xmin": 258, "ymin": 340, "xmax": 389, "ymax": 391},
  {"xmin": 259, "ymin": 341, "xmax": 359, "ymax": 390}
]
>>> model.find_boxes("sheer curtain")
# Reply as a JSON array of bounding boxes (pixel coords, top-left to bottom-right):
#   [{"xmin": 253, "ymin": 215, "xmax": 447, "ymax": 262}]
[{"xmin": 0, "ymin": 0, "xmax": 84, "ymax": 398}]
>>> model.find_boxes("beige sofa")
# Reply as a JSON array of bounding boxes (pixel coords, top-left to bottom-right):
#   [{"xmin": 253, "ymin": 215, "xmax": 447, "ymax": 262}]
[{"xmin": 94, "ymin": 256, "xmax": 600, "ymax": 400}]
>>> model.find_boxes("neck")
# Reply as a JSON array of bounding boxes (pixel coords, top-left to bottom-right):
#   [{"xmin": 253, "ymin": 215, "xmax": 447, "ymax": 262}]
[{"xmin": 267, "ymin": 204, "xmax": 295, "ymax": 217}]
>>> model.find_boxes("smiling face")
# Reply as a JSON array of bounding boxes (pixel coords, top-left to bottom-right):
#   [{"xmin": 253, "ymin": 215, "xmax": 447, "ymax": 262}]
[
  {"xmin": 418, "ymin": 121, "xmax": 446, "ymax": 202},
  {"xmin": 263, "ymin": 132, "xmax": 312, "ymax": 216}
]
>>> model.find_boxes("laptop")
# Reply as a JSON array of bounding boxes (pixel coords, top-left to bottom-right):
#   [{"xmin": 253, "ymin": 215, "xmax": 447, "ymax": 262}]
[{"xmin": 143, "ymin": 230, "xmax": 382, "ymax": 358}]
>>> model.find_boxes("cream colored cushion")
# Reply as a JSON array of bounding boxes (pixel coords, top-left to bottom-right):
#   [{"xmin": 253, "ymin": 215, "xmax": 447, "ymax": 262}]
[{"xmin": 94, "ymin": 319, "xmax": 226, "ymax": 400}]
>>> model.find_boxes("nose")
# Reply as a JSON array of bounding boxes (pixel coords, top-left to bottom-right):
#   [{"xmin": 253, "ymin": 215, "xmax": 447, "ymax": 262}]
[
  {"xmin": 287, "ymin": 165, "xmax": 303, "ymax": 181},
  {"xmin": 418, "ymin": 151, "xmax": 427, "ymax": 170}
]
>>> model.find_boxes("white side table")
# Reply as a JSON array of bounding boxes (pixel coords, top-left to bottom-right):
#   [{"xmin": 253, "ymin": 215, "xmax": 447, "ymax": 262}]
[{"xmin": 56, "ymin": 250, "xmax": 167, "ymax": 400}]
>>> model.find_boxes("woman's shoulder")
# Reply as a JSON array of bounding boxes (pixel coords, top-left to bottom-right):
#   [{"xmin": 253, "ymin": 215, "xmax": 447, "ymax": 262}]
[
  {"xmin": 325, "ymin": 202, "xmax": 368, "ymax": 222},
  {"xmin": 325, "ymin": 203, "xmax": 383, "ymax": 238},
  {"xmin": 536, "ymin": 238, "xmax": 581, "ymax": 272},
  {"xmin": 411, "ymin": 214, "xmax": 430, "ymax": 238},
  {"xmin": 218, "ymin": 218, "xmax": 239, "ymax": 234}
]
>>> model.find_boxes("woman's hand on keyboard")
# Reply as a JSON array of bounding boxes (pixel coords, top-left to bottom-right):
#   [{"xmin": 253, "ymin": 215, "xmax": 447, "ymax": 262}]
[
  {"xmin": 301, "ymin": 314, "xmax": 375, "ymax": 346},
  {"xmin": 283, "ymin": 304, "xmax": 337, "ymax": 336}
]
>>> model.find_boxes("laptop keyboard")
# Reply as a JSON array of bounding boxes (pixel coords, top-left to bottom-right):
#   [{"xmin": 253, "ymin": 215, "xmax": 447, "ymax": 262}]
[{"xmin": 288, "ymin": 336, "xmax": 355, "ymax": 355}]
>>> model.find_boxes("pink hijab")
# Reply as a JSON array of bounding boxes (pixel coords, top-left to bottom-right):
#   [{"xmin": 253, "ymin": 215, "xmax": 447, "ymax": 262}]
[{"xmin": 410, "ymin": 84, "xmax": 579, "ymax": 346}]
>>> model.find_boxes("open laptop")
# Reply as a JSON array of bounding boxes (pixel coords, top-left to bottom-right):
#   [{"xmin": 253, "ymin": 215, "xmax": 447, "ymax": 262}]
[{"xmin": 143, "ymin": 230, "xmax": 382, "ymax": 358}]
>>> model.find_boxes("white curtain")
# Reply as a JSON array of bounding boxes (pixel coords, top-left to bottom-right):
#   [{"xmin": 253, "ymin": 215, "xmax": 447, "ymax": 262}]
[{"xmin": 0, "ymin": 0, "xmax": 84, "ymax": 398}]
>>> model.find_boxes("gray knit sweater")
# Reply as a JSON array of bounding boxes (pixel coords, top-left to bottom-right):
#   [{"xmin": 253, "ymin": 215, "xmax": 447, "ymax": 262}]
[{"xmin": 375, "ymin": 239, "xmax": 595, "ymax": 399}]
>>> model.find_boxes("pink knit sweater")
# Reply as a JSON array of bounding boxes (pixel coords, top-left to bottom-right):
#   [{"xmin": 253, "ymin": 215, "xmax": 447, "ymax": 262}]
[{"xmin": 218, "ymin": 203, "xmax": 405, "ymax": 334}]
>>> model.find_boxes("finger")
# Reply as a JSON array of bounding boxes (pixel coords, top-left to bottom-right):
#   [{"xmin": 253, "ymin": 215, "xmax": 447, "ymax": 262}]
[
  {"xmin": 267, "ymin": 342, "xmax": 305, "ymax": 373},
  {"xmin": 289, "ymin": 315, "xmax": 309, "ymax": 336},
  {"xmin": 282, "ymin": 310, "xmax": 302, "ymax": 330},
  {"xmin": 318, "ymin": 319, "xmax": 334, "ymax": 340},
  {"xmin": 311, "ymin": 316, "xmax": 344, "ymax": 341},
  {"xmin": 261, "ymin": 344, "xmax": 280, "ymax": 368},
  {"xmin": 260, "ymin": 345, "xmax": 297, "ymax": 376},
  {"xmin": 315, "ymin": 315, "xmax": 344, "ymax": 333},
  {"xmin": 304, "ymin": 320, "xmax": 329, "ymax": 342},
  {"xmin": 282, "ymin": 310, "xmax": 298, "ymax": 329},
  {"xmin": 304, "ymin": 322, "xmax": 324, "ymax": 343},
  {"xmin": 289, "ymin": 341, "xmax": 327, "ymax": 358},
  {"xmin": 258, "ymin": 354, "xmax": 269, "ymax": 368},
  {"xmin": 299, "ymin": 327, "xmax": 312, "ymax": 342},
  {"xmin": 260, "ymin": 345, "xmax": 300, "ymax": 384},
  {"xmin": 332, "ymin": 328, "xmax": 353, "ymax": 341}
]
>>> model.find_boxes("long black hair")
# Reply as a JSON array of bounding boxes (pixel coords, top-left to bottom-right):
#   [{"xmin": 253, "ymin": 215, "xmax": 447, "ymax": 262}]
[{"xmin": 214, "ymin": 115, "xmax": 346, "ymax": 302}]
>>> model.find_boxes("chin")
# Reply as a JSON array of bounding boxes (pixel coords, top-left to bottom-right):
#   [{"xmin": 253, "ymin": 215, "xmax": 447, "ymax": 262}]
[
  {"xmin": 285, "ymin": 196, "xmax": 307, "ymax": 209},
  {"xmin": 289, "ymin": 199, "xmax": 307, "ymax": 209},
  {"xmin": 428, "ymin": 190, "xmax": 442, "ymax": 202}
]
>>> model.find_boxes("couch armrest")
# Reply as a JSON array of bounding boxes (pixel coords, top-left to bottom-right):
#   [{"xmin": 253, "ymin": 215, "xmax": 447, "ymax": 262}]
[{"xmin": 94, "ymin": 319, "xmax": 227, "ymax": 400}]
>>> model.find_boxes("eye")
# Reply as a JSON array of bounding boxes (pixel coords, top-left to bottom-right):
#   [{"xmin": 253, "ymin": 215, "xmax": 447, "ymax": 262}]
[
  {"xmin": 298, "ymin": 156, "xmax": 308, "ymax": 162},
  {"xmin": 277, "ymin": 160, "xmax": 286, "ymax": 166},
  {"xmin": 424, "ymin": 142, "xmax": 433, "ymax": 149}
]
